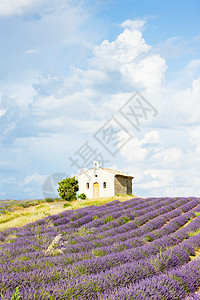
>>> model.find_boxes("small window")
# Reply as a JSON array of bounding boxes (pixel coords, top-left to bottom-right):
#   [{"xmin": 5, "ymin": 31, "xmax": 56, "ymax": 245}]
[
  {"xmin": 103, "ymin": 182, "xmax": 106, "ymax": 188},
  {"xmin": 86, "ymin": 183, "xmax": 89, "ymax": 189}
]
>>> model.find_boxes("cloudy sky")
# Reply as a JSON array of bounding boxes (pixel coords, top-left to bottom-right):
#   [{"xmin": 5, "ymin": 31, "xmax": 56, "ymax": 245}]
[{"xmin": 0, "ymin": 0, "xmax": 200, "ymax": 199}]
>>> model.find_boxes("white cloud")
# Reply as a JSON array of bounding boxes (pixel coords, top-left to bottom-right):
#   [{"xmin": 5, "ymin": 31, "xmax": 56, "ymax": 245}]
[
  {"xmin": 39, "ymin": 118, "xmax": 64, "ymax": 129},
  {"xmin": 9, "ymin": 84, "xmax": 36, "ymax": 109},
  {"xmin": 0, "ymin": 176, "xmax": 16, "ymax": 186},
  {"xmin": 89, "ymin": 20, "xmax": 167, "ymax": 89},
  {"xmin": 25, "ymin": 48, "xmax": 39, "ymax": 55},
  {"xmin": 121, "ymin": 19, "xmax": 146, "ymax": 31},
  {"xmin": 0, "ymin": 109, "xmax": 7, "ymax": 117},
  {"xmin": 92, "ymin": 26, "xmax": 150, "ymax": 68},
  {"xmin": 193, "ymin": 176, "xmax": 200, "ymax": 185},
  {"xmin": 22, "ymin": 173, "xmax": 47, "ymax": 186},
  {"xmin": 164, "ymin": 186, "xmax": 199, "ymax": 197},
  {"xmin": 119, "ymin": 130, "xmax": 161, "ymax": 162},
  {"xmin": 151, "ymin": 148, "xmax": 182, "ymax": 164},
  {"xmin": 32, "ymin": 88, "xmax": 102, "ymax": 121},
  {"xmin": 118, "ymin": 128, "xmax": 200, "ymax": 196},
  {"xmin": 131, "ymin": 165, "xmax": 200, "ymax": 197},
  {"xmin": 0, "ymin": 160, "xmax": 13, "ymax": 168},
  {"xmin": 169, "ymin": 76, "xmax": 200, "ymax": 126},
  {"xmin": 0, "ymin": 0, "xmax": 46, "ymax": 16},
  {"xmin": 188, "ymin": 126, "xmax": 200, "ymax": 145},
  {"xmin": 185, "ymin": 59, "xmax": 200, "ymax": 77},
  {"xmin": 38, "ymin": 116, "xmax": 102, "ymax": 133},
  {"xmin": 0, "ymin": 0, "xmax": 78, "ymax": 17}
]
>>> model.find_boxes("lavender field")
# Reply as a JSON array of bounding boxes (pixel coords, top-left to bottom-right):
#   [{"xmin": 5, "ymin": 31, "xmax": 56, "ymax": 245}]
[{"xmin": 1, "ymin": 197, "xmax": 200, "ymax": 299}]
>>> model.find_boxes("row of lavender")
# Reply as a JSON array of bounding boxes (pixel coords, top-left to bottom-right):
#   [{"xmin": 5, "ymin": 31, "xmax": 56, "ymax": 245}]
[
  {"xmin": 0, "ymin": 197, "xmax": 195, "ymax": 262},
  {"xmin": 0, "ymin": 197, "xmax": 200, "ymax": 299}
]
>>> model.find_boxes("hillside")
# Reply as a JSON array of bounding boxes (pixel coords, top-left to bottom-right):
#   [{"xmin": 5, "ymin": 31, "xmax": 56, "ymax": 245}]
[
  {"xmin": 0, "ymin": 195, "xmax": 134, "ymax": 230},
  {"xmin": 1, "ymin": 197, "xmax": 200, "ymax": 299}
]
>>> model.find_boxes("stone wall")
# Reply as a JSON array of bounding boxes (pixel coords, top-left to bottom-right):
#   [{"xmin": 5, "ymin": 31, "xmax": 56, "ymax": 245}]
[{"xmin": 114, "ymin": 175, "xmax": 132, "ymax": 195}]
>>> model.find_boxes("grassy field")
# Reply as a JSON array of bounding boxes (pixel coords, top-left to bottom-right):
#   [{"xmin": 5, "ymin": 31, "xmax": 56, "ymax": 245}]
[{"xmin": 0, "ymin": 195, "xmax": 136, "ymax": 230}]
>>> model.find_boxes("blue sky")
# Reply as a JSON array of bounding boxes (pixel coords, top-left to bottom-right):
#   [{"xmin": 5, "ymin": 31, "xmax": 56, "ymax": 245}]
[{"xmin": 0, "ymin": 0, "xmax": 200, "ymax": 199}]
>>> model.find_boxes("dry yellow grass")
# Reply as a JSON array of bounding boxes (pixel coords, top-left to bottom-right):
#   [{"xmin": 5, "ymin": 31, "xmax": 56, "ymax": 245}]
[{"xmin": 0, "ymin": 195, "xmax": 136, "ymax": 230}]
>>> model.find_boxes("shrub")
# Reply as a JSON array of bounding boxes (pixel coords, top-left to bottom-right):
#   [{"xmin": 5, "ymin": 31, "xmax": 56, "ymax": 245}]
[
  {"xmin": 19, "ymin": 203, "xmax": 28, "ymax": 208},
  {"xmin": 63, "ymin": 203, "xmax": 71, "ymax": 208},
  {"xmin": 78, "ymin": 193, "xmax": 87, "ymax": 200},
  {"xmin": 45, "ymin": 198, "xmax": 55, "ymax": 203}
]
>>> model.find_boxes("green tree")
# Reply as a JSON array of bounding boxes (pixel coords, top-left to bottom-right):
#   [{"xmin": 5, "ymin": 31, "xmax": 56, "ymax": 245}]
[{"xmin": 57, "ymin": 176, "xmax": 78, "ymax": 201}]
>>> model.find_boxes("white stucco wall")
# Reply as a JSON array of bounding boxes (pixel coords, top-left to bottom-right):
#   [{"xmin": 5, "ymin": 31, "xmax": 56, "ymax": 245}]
[{"xmin": 77, "ymin": 168, "xmax": 115, "ymax": 198}]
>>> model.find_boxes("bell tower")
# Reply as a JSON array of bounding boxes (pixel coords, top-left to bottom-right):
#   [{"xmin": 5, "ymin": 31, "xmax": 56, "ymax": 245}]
[
  {"xmin": 93, "ymin": 161, "xmax": 100, "ymax": 178},
  {"xmin": 93, "ymin": 161, "xmax": 100, "ymax": 169}
]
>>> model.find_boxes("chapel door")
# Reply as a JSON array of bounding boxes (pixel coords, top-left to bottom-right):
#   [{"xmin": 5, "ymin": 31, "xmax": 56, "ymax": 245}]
[{"xmin": 93, "ymin": 182, "xmax": 99, "ymax": 198}]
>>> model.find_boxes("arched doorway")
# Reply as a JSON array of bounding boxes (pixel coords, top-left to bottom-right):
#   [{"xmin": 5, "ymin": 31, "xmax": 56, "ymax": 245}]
[{"xmin": 93, "ymin": 182, "xmax": 99, "ymax": 198}]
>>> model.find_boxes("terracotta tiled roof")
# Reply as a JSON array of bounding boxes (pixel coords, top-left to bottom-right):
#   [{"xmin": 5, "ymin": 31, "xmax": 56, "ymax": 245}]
[
  {"xmin": 101, "ymin": 168, "xmax": 134, "ymax": 178},
  {"xmin": 77, "ymin": 167, "xmax": 134, "ymax": 178}
]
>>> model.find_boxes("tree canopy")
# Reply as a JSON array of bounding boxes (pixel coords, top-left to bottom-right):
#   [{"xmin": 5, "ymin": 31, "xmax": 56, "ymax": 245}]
[{"xmin": 57, "ymin": 176, "xmax": 78, "ymax": 201}]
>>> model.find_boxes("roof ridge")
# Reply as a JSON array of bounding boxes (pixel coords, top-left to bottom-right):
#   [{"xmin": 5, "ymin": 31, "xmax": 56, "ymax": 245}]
[
  {"xmin": 101, "ymin": 167, "xmax": 133, "ymax": 177},
  {"xmin": 77, "ymin": 166, "xmax": 133, "ymax": 178}
]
